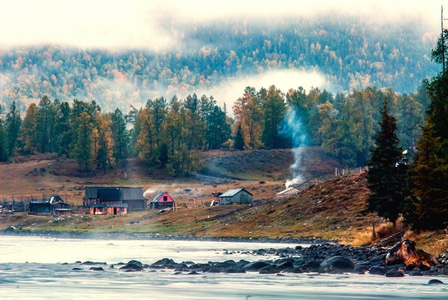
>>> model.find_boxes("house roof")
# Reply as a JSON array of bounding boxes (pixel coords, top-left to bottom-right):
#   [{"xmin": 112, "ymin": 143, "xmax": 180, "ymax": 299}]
[
  {"xmin": 85, "ymin": 187, "xmax": 101, "ymax": 199},
  {"xmin": 220, "ymin": 188, "xmax": 252, "ymax": 197},
  {"xmin": 98, "ymin": 188, "xmax": 121, "ymax": 201},
  {"xmin": 151, "ymin": 192, "xmax": 173, "ymax": 203},
  {"xmin": 121, "ymin": 187, "xmax": 144, "ymax": 200},
  {"xmin": 85, "ymin": 186, "xmax": 145, "ymax": 201}
]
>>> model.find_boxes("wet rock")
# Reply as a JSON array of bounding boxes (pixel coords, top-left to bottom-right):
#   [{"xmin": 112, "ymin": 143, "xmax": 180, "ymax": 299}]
[
  {"xmin": 82, "ymin": 261, "xmax": 107, "ymax": 265},
  {"xmin": 119, "ymin": 260, "xmax": 143, "ymax": 272},
  {"xmin": 224, "ymin": 267, "xmax": 245, "ymax": 273},
  {"xmin": 408, "ymin": 270, "xmax": 423, "ymax": 276},
  {"xmin": 385, "ymin": 270, "xmax": 404, "ymax": 277},
  {"xmin": 353, "ymin": 263, "xmax": 371, "ymax": 274},
  {"xmin": 301, "ymin": 260, "xmax": 321, "ymax": 272},
  {"xmin": 151, "ymin": 258, "xmax": 175, "ymax": 268},
  {"xmin": 428, "ymin": 279, "xmax": 444, "ymax": 285},
  {"xmin": 320, "ymin": 256, "xmax": 354, "ymax": 272},
  {"xmin": 243, "ymin": 261, "xmax": 271, "ymax": 271},
  {"xmin": 259, "ymin": 264, "xmax": 279, "ymax": 274},
  {"xmin": 188, "ymin": 270, "xmax": 200, "ymax": 275},
  {"xmin": 90, "ymin": 267, "xmax": 105, "ymax": 271},
  {"xmin": 368, "ymin": 265, "xmax": 388, "ymax": 275}
]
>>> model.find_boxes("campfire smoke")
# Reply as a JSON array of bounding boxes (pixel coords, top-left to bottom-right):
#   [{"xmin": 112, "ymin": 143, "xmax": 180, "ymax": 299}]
[{"xmin": 281, "ymin": 107, "xmax": 308, "ymax": 188}]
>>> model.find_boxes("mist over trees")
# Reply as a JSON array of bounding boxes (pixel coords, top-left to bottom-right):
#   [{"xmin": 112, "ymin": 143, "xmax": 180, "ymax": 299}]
[
  {"xmin": 1, "ymin": 8, "xmax": 447, "ymax": 231},
  {"xmin": 0, "ymin": 13, "xmax": 439, "ymax": 114}
]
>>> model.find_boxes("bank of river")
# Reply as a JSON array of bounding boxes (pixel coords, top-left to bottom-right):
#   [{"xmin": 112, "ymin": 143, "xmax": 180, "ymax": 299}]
[{"xmin": 1, "ymin": 236, "xmax": 447, "ymax": 299}]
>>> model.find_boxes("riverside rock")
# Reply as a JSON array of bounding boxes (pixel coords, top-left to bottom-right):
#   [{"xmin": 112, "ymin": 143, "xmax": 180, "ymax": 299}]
[
  {"xmin": 320, "ymin": 256, "xmax": 355, "ymax": 273},
  {"xmin": 99, "ymin": 240, "xmax": 448, "ymax": 278}
]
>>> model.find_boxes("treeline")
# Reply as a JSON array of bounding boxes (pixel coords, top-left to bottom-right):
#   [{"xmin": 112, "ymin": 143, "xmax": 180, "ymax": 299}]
[
  {"xmin": 366, "ymin": 31, "xmax": 448, "ymax": 232},
  {"xmin": 0, "ymin": 83, "xmax": 430, "ymax": 174},
  {"xmin": 0, "ymin": 94, "xmax": 231, "ymax": 176},
  {"xmin": 0, "ymin": 13, "xmax": 439, "ymax": 112}
]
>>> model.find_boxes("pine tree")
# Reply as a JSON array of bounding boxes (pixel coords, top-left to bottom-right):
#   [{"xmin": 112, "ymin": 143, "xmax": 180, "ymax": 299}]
[
  {"xmin": 73, "ymin": 112, "xmax": 95, "ymax": 174},
  {"xmin": 234, "ymin": 123, "xmax": 245, "ymax": 150},
  {"xmin": 0, "ymin": 110, "xmax": 8, "ymax": 162},
  {"xmin": 407, "ymin": 118, "xmax": 448, "ymax": 230},
  {"xmin": 5, "ymin": 101, "xmax": 22, "ymax": 157},
  {"xmin": 17, "ymin": 103, "xmax": 39, "ymax": 155},
  {"xmin": 261, "ymin": 85, "xmax": 288, "ymax": 149},
  {"xmin": 407, "ymin": 66, "xmax": 448, "ymax": 230},
  {"xmin": 111, "ymin": 108, "xmax": 130, "ymax": 170},
  {"xmin": 366, "ymin": 97, "xmax": 407, "ymax": 231}
]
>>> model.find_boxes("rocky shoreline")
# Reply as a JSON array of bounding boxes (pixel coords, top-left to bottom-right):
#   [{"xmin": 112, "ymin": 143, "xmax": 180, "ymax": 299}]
[
  {"xmin": 108, "ymin": 242, "xmax": 447, "ymax": 281},
  {"xmin": 3, "ymin": 230, "xmax": 448, "ymax": 281}
]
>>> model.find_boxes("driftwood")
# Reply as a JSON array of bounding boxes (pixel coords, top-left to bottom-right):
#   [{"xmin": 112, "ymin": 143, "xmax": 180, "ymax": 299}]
[{"xmin": 385, "ymin": 239, "xmax": 438, "ymax": 267}]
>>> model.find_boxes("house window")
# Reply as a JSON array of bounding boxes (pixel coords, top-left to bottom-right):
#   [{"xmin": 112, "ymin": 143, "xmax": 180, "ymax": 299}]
[{"xmin": 163, "ymin": 196, "xmax": 168, "ymax": 201}]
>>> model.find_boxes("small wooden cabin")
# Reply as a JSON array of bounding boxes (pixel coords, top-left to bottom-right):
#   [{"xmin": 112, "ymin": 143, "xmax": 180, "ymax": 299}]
[
  {"xmin": 29, "ymin": 194, "xmax": 71, "ymax": 216},
  {"xmin": 219, "ymin": 188, "xmax": 253, "ymax": 205},
  {"xmin": 150, "ymin": 192, "xmax": 175, "ymax": 209}
]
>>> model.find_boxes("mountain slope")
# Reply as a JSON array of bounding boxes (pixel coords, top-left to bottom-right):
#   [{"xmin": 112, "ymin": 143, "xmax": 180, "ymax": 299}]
[
  {"xmin": 0, "ymin": 13, "xmax": 439, "ymax": 112},
  {"xmin": 1, "ymin": 148, "xmax": 447, "ymax": 256}
]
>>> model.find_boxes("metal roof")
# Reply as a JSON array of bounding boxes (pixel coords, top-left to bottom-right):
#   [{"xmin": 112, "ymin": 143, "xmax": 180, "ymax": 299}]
[
  {"xmin": 122, "ymin": 187, "xmax": 144, "ymax": 200},
  {"xmin": 98, "ymin": 188, "xmax": 122, "ymax": 201},
  {"xmin": 219, "ymin": 188, "xmax": 252, "ymax": 197},
  {"xmin": 151, "ymin": 192, "xmax": 169, "ymax": 203}
]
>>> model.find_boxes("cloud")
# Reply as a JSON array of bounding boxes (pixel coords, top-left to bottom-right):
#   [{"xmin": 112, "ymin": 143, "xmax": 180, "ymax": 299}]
[
  {"xmin": 194, "ymin": 69, "xmax": 328, "ymax": 111},
  {"xmin": 0, "ymin": 0, "xmax": 440, "ymax": 50}
]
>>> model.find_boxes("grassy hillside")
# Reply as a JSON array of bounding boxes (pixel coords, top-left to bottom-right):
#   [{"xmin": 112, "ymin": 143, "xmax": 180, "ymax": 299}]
[{"xmin": 1, "ymin": 148, "xmax": 447, "ymax": 256}]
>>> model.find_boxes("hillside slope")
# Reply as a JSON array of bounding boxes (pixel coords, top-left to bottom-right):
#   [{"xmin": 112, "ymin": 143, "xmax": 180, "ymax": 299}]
[{"xmin": 1, "ymin": 148, "xmax": 447, "ymax": 256}]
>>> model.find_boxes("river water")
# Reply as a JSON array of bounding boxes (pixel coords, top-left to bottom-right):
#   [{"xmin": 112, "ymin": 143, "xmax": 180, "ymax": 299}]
[{"xmin": 0, "ymin": 236, "xmax": 447, "ymax": 299}]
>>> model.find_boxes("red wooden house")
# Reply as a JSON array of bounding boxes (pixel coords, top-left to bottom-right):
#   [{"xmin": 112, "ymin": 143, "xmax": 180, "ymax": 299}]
[{"xmin": 150, "ymin": 192, "xmax": 175, "ymax": 209}]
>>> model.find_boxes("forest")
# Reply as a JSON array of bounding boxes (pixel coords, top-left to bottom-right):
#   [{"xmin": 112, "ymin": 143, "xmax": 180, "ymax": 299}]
[
  {"xmin": 0, "ymin": 82, "xmax": 430, "ymax": 172},
  {"xmin": 0, "ymin": 13, "xmax": 440, "ymax": 114},
  {"xmin": 0, "ymin": 10, "xmax": 447, "ymax": 231}
]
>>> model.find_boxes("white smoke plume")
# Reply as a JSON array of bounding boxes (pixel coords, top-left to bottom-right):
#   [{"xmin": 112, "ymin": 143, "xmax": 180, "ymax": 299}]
[{"xmin": 281, "ymin": 107, "xmax": 308, "ymax": 188}]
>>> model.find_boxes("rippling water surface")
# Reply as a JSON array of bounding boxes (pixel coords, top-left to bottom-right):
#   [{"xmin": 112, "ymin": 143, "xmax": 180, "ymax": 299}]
[{"xmin": 0, "ymin": 236, "xmax": 447, "ymax": 299}]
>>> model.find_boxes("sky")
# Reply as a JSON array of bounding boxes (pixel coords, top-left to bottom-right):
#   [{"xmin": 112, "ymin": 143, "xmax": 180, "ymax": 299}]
[
  {"xmin": 0, "ymin": 0, "xmax": 444, "ymax": 109},
  {"xmin": 0, "ymin": 0, "xmax": 441, "ymax": 50}
]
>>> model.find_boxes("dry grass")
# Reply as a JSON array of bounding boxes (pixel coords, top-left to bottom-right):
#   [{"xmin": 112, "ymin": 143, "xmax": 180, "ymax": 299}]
[{"xmin": 1, "ymin": 149, "xmax": 447, "ymax": 257}]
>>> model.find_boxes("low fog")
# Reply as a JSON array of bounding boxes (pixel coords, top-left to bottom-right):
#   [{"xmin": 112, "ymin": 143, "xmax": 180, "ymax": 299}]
[{"xmin": 0, "ymin": 0, "xmax": 439, "ymax": 50}]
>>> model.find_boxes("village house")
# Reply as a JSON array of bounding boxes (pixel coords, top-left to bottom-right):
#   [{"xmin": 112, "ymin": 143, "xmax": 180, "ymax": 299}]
[
  {"xmin": 83, "ymin": 186, "xmax": 147, "ymax": 214},
  {"xmin": 150, "ymin": 192, "xmax": 175, "ymax": 210},
  {"xmin": 29, "ymin": 194, "xmax": 71, "ymax": 217},
  {"xmin": 219, "ymin": 188, "xmax": 253, "ymax": 205}
]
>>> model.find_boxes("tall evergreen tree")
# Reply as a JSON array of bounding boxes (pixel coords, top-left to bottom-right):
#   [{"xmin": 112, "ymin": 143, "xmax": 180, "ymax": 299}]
[
  {"xmin": 0, "ymin": 121, "xmax": 7, "ymax": 162},
  {"xmin": 407, "ymin": 41, "xmax": 448, "ymax": 229},
  {"xmin": 54, "ymin": 101, "xmax": 72, "ymax": 156},
  {"xmin": 111, "ymin": 108, "xmax": 130, "ymax": 170},
  {"xmin": 261, "ymin": 85, "xmax": 287, "ymax": 149},
  {"xmin": 73, "ymin": 112, "xmax": 95, "ymax": 173},
  {"xmin": 407, "ymin": 118, "xmax": 448, "ymax": 230},
  {"xmin": 35, "ymin": 96, "xmax": 56, "ymax": 153},
  {"xmin": 5, "ymin": 101, "xmax": 22, "ymax": 157},
  {"xmin": 0, "ymin": 105, "xmax": 8, "ymax": 162},
  {"xmin": 17, "ymin": 103, "xmax": 39, "ymax": 155},
  {"xmin": 234, "ymin": 123, "xmax": 245, "ymax": 150},
  {"xmin": 366, "ymin": 97, "xmax": 407, "ymax": 231}
]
